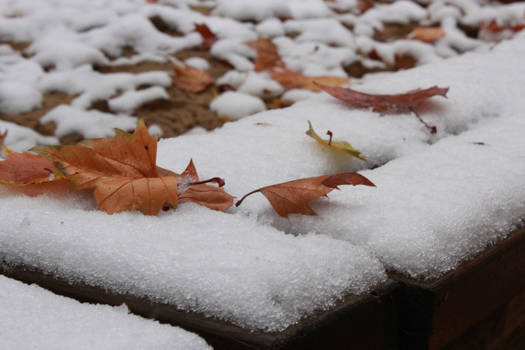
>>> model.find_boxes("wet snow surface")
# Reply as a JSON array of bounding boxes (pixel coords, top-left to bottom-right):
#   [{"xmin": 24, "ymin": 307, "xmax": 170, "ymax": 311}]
[{"xmin": 1, "ymin": 0, "xmax": 525, "ymax": 333}]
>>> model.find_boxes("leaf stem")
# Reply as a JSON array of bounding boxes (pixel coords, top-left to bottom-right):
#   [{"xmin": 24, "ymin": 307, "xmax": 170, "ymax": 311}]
[
  {"xmin": 188, "ymin": 177, "xmax": 225, "ymax": 187},
  {"xmin": 235, "ymin": 189, "xmax": 261, "ymax": 207},
  {"xmin": 326, "ymin": 130, "xmax": 333, "ymax": 145},
  {"xmin": 409, "ymin": 107, "xmax": 437, "ymax": 134}
]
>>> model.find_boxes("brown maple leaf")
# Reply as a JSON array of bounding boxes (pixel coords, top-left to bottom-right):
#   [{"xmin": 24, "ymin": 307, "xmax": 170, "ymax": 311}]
[
  {"xmin": 316, "ymin": 83, "xmax": 449, "ymax": 133},
  {"xmin": 245, "ymin": 37, "xmax": 286, "ymax": 72},
  {"xmin": 195, "ymin": 23, "xmax": 217, "ymax": 50},
  {"xmin": 235, "ymin": 172, "xmax": 375, "ymax": 218},
  {"xmin": 170, "ymin": 59, "xmax": 213, "ymax": 93},
  {"xmin": 271, "ymin": 69, "xmax": 349, "ymax": 92}
]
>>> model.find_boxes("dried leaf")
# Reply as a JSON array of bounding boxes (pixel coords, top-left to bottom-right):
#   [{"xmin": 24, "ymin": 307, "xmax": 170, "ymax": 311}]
[
  {"xmin": 170, "ymin": 59, "xmax": 213, "ymax": 93},
  {"xmin": 271, "ymin": 69, "xmax": 349, "ymax": 92},
  {"xmin": 245, "ymin": 37, "xmax": 286, "ymax": 72},
  {"xmin": 315, "ymin": 83, "xmax": 448, "ymax": 113},
  {"xmin": 236, "ymin": 172, "xmax": 375, "ymax": 218},
  {"xmin": 408, "ymin": 27, "xmax": 445, "ymax": 43},
  {"xmin": 481, "ymin": 20, "xmax": 525, "ymax": 34},
  {"xmin": 195, "ymin": 23, "xmax": 217, "ymax": 50},
  {"xmin": 316, "ymin": 83, "xmax": 447, "ymax": 133},
  {"xmin": 306, "ymin": 121, "xmax": 365, "ymax": 160}
]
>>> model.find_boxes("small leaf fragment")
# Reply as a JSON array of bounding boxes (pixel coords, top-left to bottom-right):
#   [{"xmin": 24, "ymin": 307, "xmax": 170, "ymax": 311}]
[
  {"xmin": 408, "ymin": 27, "xmax": 445, "ymax": 43},
  {"xmin": 0, "ymin": 148, "xmax": 62, "ymax": 185},
  {"xmin": 236, "ymin": 172, "xmax": 375, "ymax": 218},
  {"xmin": 271, "ymin": 69, "xmax": 348, "ymax": 92},
  {"xmin": 245, "ymin": 37, "xmax": 286, "ymax": 72},
  {"xmin": 170, "ymin": 59, "xmax": 213, "ymax": 93},
  {"xmin": 306, "ymin": 121, "xmax": 365, "ymax": 160},
  {"xmin": 195, "ymin": 23, "xmax": 217, "ymax": 50}
]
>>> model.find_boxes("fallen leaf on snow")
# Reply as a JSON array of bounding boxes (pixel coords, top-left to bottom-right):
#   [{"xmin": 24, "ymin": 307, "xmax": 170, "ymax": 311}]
[
  {"xmin": 236, "ymin": 172, "xmax": 375, "ymax": 218},
  {"xmin": 316, "ymin": 83, "xmax": 449, "ymax": 133},
  {"xmin": 306, "ymin": 121, "xmax": 365, "ymax": 160},
  {"xmin": 35, "ymin": 121, "xmax": 232, "ymax": 215},
  {"xmin": 271, "ymin": 69, "xmax": 348, "ymax": 92}
]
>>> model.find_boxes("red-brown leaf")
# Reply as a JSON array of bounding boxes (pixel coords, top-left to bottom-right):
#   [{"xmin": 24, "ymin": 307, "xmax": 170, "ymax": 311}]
[
  {"xmin": 195, "ymin": 23, "xmax": 217, "ymax": 50},
  {"xmin": 315, "ymin": 83, "xmax": 449, "ymax": 113},
  {"xmin": 245, "ymin": 37, "xmax": 286, "ymax": 72},
  {"xmin": 236, "ymin": 172, "xmax": 375, "ymax": 218}
]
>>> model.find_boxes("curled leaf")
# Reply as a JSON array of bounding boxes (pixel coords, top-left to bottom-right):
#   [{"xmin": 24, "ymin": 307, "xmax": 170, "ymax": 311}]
[
  {"xmin": 245, "ymin": 37, "xmax": 286, "ymax": 72},
  {"xmin": 271, "ymin": 69, "xmax": 348, "ymax": 92},
  {"xmin": 306, "ymin": 121, "xmax": 365, "ymax": 160},
  {"xmin": 316, "ymin": 83, "xmax": 449, "ymax": 113},
  {"xmin": 170, "ymin": 59, "xmax": 213, "ymax": 93},
  {"xmin": 236, "ymin": 172, "xmax": 375, "ymax": 218},
  {"xmin": 316, "ymin": 83, "xmax": 448, "ymax": 133}
]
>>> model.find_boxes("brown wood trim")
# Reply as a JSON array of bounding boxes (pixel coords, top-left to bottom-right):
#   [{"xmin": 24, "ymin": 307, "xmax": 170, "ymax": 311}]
[{"xmin": 392, "ymin": 227, "xmax": 525, "ymax": 349}]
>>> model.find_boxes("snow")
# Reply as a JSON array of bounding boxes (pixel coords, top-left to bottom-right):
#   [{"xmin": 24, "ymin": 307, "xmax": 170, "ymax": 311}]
[
  {"xmin": 1, "ymin": 0, "xmax": 525, "ymax": 335},
  {"xmin": 41, "ymin": 106, "xmax": 137, "ymax": 139},
  {"xmin": 0, "ymin": 275, "xmax": 212, "ymax": 350},
  {"xmin": 0, "ymin": 120, "xmax": 58, "ymax": 152},
  {"xmin": 108, "ymin": 86, "xmax": 169, "ymax": 114},
  {"xmin": 0, "ymin": 197, "xmax": 386, "ymax": 331},
  {"xmin": 185, "ymin": 57, "xmax": 210, "ymax": 70},
  {"xmin": 155, "ymin": 32, "xmax": 525, "ymax": 280},
  {"xmin": 209, "ymin": 91, "xmax": 266, "ymax": 120}
]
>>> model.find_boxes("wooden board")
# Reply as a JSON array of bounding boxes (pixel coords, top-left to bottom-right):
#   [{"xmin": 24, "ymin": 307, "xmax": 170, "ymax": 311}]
[
  {"xmin": 0, "ymin": 263, "xmax": 398, "ymax": 350},
  {"xmin": 392, "ymin": 227, "xmax": 525, "ymax": 349}
]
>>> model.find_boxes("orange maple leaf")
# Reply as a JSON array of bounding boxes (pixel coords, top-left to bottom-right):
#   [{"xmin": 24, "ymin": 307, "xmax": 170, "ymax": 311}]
[
  {"xmin": 236, "ymin": 172, "xmax": 375, "ymax": 218},
  {"xmin": 170, "ymin": 59, "xmax": 213, "ymax": 93},
  {"xmin": 271, "ymin": 69, "xmax": 349, "ymax": 92},
  {"xmin": 245, "ymin": 37, "xmax": 286, "ymax": 72},
  {"xmin": 34, "ymin": 121, "xmax": 232, "ymax": 215},
  {"xmin": 35, "ymin": 121, "xmax": 179, "ymax": 215}
]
